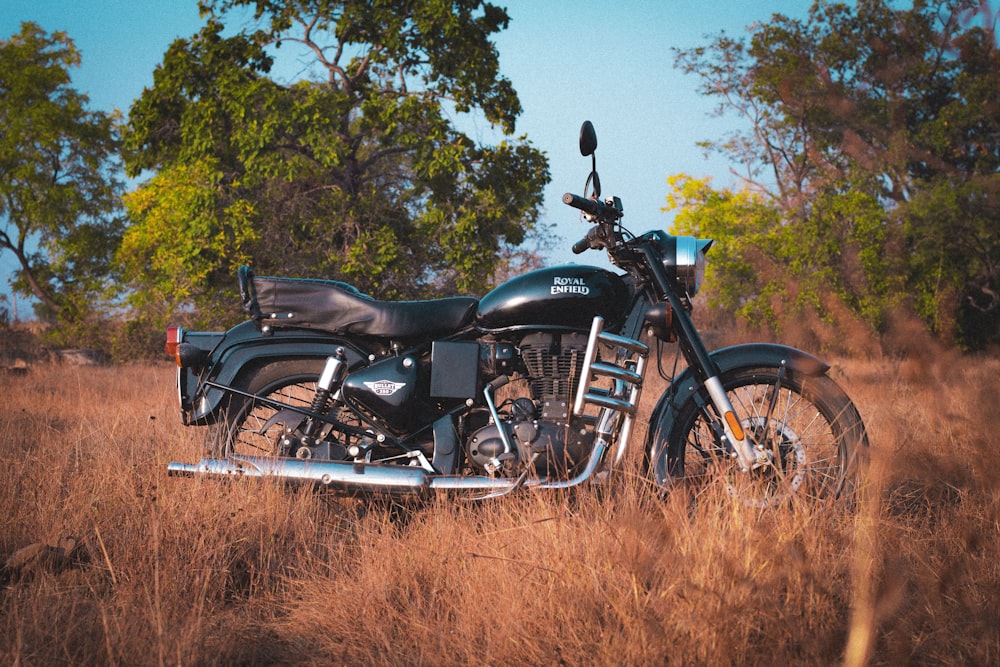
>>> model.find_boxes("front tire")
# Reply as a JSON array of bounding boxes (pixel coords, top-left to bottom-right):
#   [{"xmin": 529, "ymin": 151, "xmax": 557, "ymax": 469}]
[{"xmin": 650, "ymin": 366, "xmax": 867, "ymax": 505}]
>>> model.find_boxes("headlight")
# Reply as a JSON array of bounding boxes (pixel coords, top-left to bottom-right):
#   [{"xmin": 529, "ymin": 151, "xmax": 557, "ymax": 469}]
[{"xmin": 644, "ymin": 230, "xmax": 713, "ymax": 296}]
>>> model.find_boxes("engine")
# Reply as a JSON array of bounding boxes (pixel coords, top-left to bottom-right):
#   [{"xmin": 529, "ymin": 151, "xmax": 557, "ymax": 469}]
[
  {"xmin": 466, "ymin": 332, "xmax": 595, "ymax": 475},
  {"xmin": 520, "ymin": 331, "xmax": 589, "ymax": 421}
]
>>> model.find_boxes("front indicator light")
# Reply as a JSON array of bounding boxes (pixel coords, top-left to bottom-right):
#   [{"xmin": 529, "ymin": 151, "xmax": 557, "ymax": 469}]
[{"xmin": 724, "ymin": 411, "xmax": 746, "ymax": 442}]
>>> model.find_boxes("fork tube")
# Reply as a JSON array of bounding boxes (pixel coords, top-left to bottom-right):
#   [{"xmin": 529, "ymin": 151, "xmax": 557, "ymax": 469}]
[
  {"xmin": 667, "ymin": 299, "xmax": 758, "ymax": 469},
  {"xmin": 637, "ymin": 244, "xmax": 759, "ymax": 470}
]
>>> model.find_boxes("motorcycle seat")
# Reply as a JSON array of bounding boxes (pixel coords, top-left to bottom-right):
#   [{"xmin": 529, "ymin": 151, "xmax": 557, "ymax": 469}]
[{"xmin": 239, "ymin": 266, "xmax": 479, "ymax": 339}]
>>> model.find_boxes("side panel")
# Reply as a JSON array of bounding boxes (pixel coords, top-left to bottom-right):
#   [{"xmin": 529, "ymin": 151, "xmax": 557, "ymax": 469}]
[
  {"xmin": 341, "ymin": 355, "xmax": 419, "ymax": 432},
  {"xmin": 644, "ymin": 343, "xmax": 830, "ymax": 452}
]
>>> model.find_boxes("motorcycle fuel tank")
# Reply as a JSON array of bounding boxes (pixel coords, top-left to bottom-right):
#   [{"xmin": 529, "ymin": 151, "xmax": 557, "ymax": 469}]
[{"xmin": 476, "ymin": 265, "xmax": 630, "ymax": 330}]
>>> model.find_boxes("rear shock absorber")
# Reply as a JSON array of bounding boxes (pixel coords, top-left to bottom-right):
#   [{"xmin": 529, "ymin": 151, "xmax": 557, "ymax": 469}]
[{"xmin": 303, "ymin": 349, "xmax": 348, "ymax": 437}]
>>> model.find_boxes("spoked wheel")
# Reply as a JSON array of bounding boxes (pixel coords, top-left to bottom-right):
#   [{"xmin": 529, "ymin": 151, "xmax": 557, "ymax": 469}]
[
  {"xmin": 651, "ymin": 366, "xmax": 868, "ymax": 506},
  {"xmin": 208, "ymin": 359, "xmax": 326, "ymax": 458}
]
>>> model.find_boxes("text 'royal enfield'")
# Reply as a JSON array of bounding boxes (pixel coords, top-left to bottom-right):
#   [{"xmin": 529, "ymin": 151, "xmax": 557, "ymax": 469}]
[{"xmin": 166, "ymin": 122, "xmax": 868, "ymax": 505}]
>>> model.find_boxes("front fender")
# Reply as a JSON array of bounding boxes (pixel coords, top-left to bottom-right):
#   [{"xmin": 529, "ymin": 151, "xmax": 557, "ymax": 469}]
[
  {"xmin": 644, "ymin": 343, "xmax": 829, "ymax": 453},
  {"xmin": 184, "ymin": 321, "xmax": 369, "ymax": 425}
]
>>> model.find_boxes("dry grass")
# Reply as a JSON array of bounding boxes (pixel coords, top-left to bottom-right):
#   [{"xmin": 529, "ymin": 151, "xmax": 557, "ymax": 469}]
[{"xmin": 1, "ymin": 353, "xmax": 999, "ymax": 666}]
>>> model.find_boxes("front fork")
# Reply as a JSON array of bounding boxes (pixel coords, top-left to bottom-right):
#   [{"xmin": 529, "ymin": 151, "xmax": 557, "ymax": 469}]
[
  {"xmin": 666, "ymin": 292, "xmax": 767, "ymax": 472},
  {"xmin": 629, "ymin": 243, "xmax": 764, "ymax": 470}
]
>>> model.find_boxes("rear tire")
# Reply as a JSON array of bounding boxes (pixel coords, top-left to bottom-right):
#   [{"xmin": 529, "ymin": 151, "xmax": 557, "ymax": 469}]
[
  {"xmin": 650, "ymin": 366, "xmax": 868, "ymax": 505},
  {"xmin": 208, "ymin": 359, "xmax": 326, "ymax": 458}
]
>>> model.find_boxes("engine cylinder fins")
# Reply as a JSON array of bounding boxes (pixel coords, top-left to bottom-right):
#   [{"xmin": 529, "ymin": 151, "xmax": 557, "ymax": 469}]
[{"xmin": 519, "ymin": 332, "xmax": 589, "ymax": 407}]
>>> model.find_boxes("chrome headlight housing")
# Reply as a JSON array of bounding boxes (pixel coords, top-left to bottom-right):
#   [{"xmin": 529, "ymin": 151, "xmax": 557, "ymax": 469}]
[{"xmin": 644, "ymin": 230, "xmax": 713, "ymax": 296}]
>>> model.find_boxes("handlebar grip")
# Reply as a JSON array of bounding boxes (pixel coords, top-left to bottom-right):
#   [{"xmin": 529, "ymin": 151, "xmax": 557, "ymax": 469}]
[
  {"xmin": 571, "ymin": 236, "xmax": 590, "ymax": 254},
  {"xmin": 562, "ymin": 192, "xmax": 602, "ymax": 216}
]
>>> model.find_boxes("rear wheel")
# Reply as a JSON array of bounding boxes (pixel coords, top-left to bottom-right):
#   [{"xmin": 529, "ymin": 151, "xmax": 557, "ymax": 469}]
[
  {"xmin": 651, "ymin": 366, "xmax": 867, "ymax": 505},
  {"xmin": 208, "ymin": 359, "xmax": 327, "ymax": 458}
]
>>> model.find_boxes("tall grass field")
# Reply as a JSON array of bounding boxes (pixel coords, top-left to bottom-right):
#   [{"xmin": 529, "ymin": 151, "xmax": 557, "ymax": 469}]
[{"xmin": 1, "ymin": 351, "xmax": 998, "ymax": 665}]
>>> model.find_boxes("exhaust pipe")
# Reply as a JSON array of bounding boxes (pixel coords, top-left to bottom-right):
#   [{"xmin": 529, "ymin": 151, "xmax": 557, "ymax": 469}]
[
  {"xmin": 167, "ymin": 435, "xmax": 610, "ymax": 498},
  {"xmin": 168, "ymin": 455, "xmax": 433, "ymax": 496}
]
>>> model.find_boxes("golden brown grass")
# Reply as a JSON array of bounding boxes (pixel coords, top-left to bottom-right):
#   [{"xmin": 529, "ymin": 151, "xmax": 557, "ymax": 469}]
[{"xmin": 1, "ymin": 353, "xmax": 998, "ymax": 666}]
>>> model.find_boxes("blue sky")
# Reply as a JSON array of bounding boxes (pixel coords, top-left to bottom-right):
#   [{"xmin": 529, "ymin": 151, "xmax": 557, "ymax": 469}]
[{"xmin": 1, "ymin": 0, "xmax": 817, "ymax": 305}]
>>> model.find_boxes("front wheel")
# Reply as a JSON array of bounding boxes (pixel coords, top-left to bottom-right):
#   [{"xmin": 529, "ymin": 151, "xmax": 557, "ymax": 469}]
[{"xmin": 650, "ymin": 366, "xmax": 868, "ymax": 505}]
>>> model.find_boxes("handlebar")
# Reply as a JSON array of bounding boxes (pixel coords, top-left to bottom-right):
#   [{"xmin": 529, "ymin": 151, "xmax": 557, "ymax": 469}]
[
  {"xmin": 562, "ymin": 192, "xmax": 602, "ymax": 216},
  {"xmin": 563, "ymin": 192, "xmax": 623, "ymax": 253},
  {"xmin": 571, "ymin": 234, "xmax": 591, "ymax": 255},
  {"xmin": 562, "ymin": 192, "xmax": 622, "ymax": 220},
  {"xmin": 571, "ymin": 223, "xmax": 618, "ymax": 255}
]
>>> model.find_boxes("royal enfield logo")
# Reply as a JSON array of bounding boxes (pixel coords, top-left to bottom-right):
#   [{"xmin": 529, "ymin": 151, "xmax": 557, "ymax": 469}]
[
  {"xmin": 551, "ymin": 276, "xmax": 591, "ymax": 295},
  {"xmin": 363, "ymin": 380, "xmax": 407, "ymax": 396}
]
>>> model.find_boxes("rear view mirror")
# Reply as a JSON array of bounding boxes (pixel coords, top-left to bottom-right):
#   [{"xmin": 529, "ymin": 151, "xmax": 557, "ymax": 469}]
[
  {"xmin": 579, "ymin": 121, "xmax": 601, "ymax": 198},
  {"xmin": 579, "ymin": 120, "xmax": 597, "ymax": 157}
]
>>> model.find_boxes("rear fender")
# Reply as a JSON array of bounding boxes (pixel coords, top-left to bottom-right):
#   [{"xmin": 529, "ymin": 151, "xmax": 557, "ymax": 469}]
[
  {"xmin": 644, "ymin": 343, "xmax": 830, "ymax": 453},
  {"xmin": 183, "ymin": 321, "xmax": 370, "ymax": 425}
]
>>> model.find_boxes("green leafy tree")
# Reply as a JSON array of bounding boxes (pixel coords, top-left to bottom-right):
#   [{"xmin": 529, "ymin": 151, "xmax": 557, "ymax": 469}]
[
  {"xmin": 118, "ymin": 157, "xmax": 259, "ymax": 326},
  {"xmin": 0, "ymin": 23, "xmax": 124, "ymax": 336},
  {"xmin": 121, "ymin": 0, "xmax": 549, "ymax": 329},
  {"xmin": 672, "ymin": 0, "xmax": 999, "ymax": 348},
  {"xmin": 665, "ymin": 175, "xmax": 784, "ymax": 328},
  {"xmin": 905, "ymin": 176, "xmax": 1000, "ymax": 348}
]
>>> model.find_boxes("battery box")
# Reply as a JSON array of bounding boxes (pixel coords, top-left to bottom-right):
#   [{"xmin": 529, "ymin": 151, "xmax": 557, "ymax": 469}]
[{"xmin": 430, "ymin": 341, "xmax": 480, "ymax": 399}]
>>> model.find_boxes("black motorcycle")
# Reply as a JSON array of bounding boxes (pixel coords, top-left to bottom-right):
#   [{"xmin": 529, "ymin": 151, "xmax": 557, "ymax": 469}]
[{"xmin": 166, "ymin": 121, "xmax": 868, "ymax": 505}]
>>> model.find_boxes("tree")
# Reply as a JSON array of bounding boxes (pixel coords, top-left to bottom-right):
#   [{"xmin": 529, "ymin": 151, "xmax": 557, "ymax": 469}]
[
  {"xmin": 672, "ymin": 0, "xmax": 999, "ymax": 348},
  {"xmin": 120, "ymin": 1, "xmax": 549, "ymax": 328},
  {"xmin": 0, "ymin": 23, "xmax": 124, "ymax": 331},
  {"xmin": 665, "ymin": 175, "xmax": 785, "ymax": 328}
]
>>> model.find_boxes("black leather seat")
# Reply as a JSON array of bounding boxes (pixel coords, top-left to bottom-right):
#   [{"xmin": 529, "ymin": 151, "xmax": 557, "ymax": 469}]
[{"xmin": 239, "ymin": 266, "xmax": 478, "ymax": 339}]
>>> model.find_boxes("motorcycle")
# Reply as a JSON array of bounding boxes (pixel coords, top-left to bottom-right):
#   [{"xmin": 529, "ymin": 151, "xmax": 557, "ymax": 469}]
[{"xmin": 166, "ymin": 121, "xmax": 868, "ymax": 505}]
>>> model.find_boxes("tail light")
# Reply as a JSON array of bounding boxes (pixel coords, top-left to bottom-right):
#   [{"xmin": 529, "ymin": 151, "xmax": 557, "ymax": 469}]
[{"xmin": 165, "ymin": 326, "xmax": 184, "ymax": 365}]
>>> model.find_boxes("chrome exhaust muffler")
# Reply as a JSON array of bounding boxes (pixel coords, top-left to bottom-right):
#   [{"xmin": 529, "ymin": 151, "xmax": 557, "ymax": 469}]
[{"xmin": 167, "ymin": 455, "xmax": 433, "ymax": 496}]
